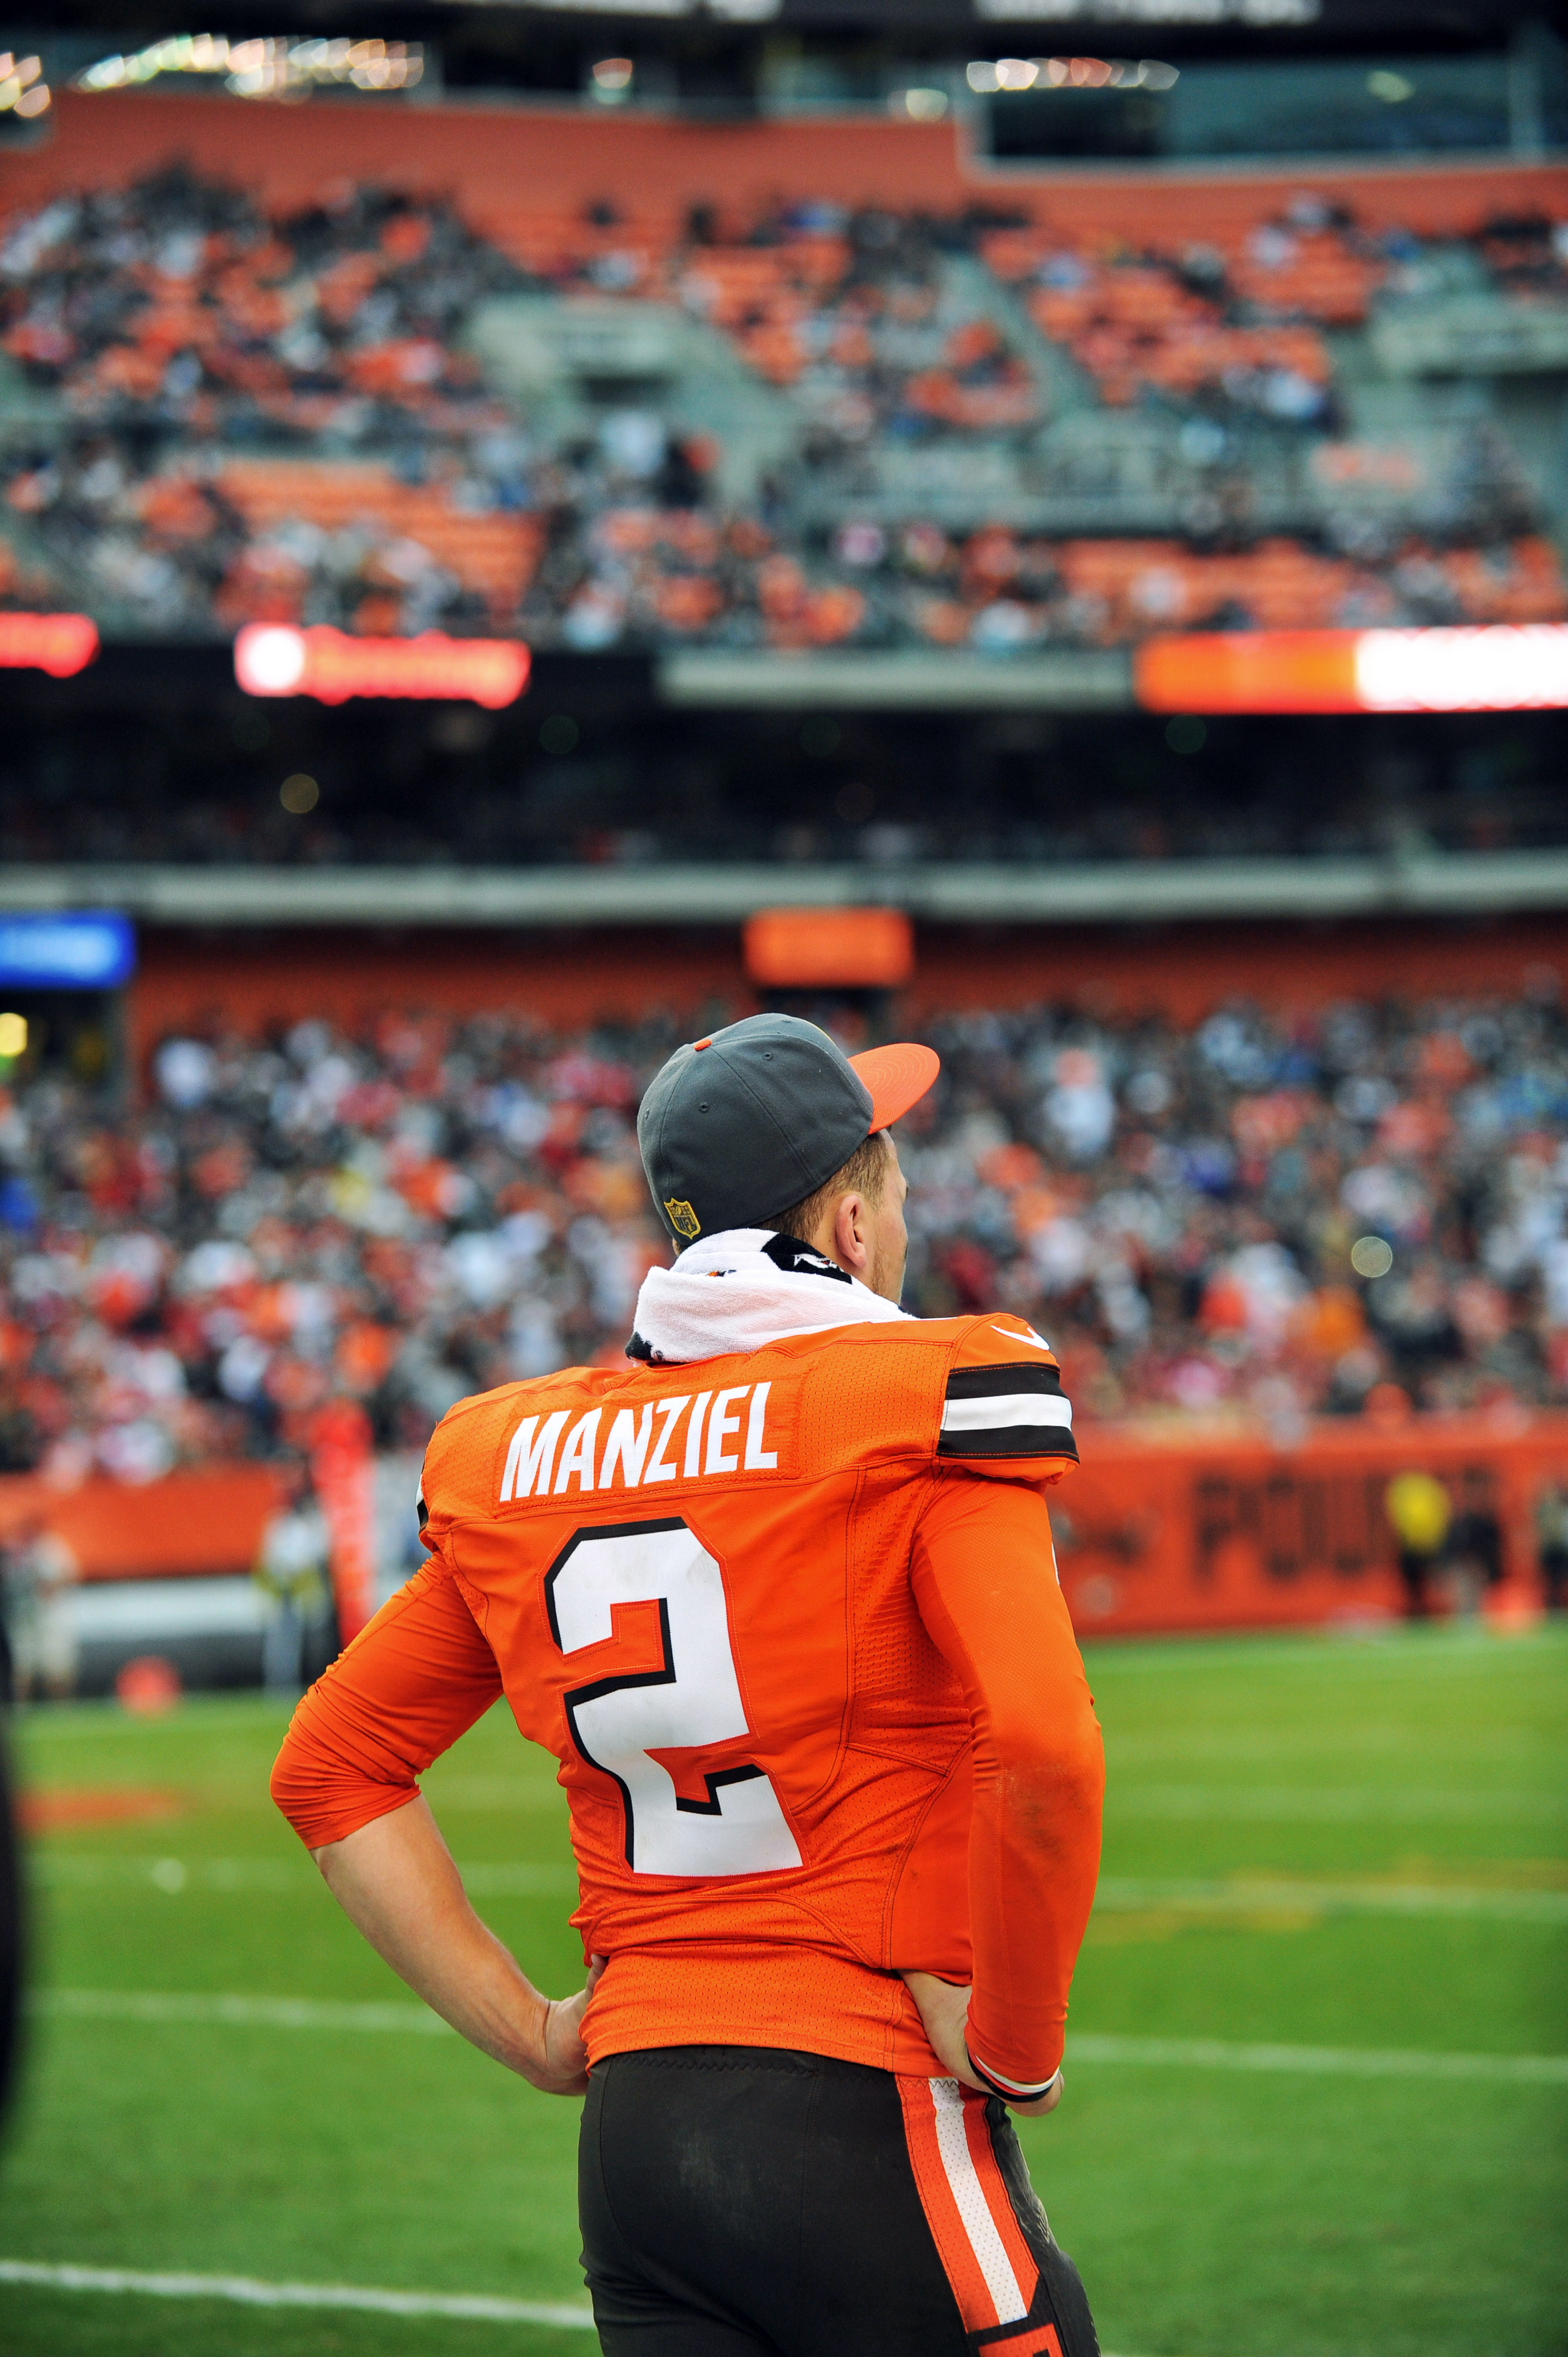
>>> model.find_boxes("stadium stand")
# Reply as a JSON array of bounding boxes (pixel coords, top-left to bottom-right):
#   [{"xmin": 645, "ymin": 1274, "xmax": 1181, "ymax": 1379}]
[
  {"xmin": 1, "ymin": 115, "xmax": 1563, "ymax": 655},
  {"xmin": 0, "ymin": 988, "xmax": 1564, "ymax": 1484}
]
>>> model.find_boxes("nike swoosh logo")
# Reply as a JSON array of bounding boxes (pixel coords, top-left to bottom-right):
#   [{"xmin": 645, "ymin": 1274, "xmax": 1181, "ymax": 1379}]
[{"xmin": 994, "ymin": 1324, "xmax": 1054, "ymax": 1354}]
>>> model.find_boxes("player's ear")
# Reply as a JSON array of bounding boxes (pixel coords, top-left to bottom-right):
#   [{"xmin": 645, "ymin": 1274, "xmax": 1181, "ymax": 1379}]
[{"xmin": 831, "ymin": 1187, "xmax": 867, "ymax": 1272}]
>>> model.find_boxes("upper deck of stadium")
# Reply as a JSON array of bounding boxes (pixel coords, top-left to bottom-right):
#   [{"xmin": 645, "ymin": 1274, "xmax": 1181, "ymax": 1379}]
[
  {"xmin": 1, "ymin": 86, "xmax": 1562, "ymax": 660},
  {"xmin": 0, "ymin": 48, "xmax": 1561, "ymax": 904}
]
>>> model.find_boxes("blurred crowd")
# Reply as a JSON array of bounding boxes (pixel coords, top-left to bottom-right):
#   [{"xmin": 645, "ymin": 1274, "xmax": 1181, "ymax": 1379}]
[
  {"xmin": 1, "ymin": 171, "xmax": 526, "ymax": 638},
  {"xmin": 0, "ymin": 989, "xmax": 1565, "ymax": 1487},
  {"xmin": 1, "ymin": 169, "xmax": 513, "ymax": 441},
  {"xmin": 902, "ymin": 991, "xmax": 1568, "ymax": 1428},
  {"xmin": 2, "ymin": 169, "xmax": 1562, "ymax": 650}
]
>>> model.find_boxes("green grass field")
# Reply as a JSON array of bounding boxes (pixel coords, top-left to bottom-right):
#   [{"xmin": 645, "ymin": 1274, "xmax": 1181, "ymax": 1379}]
[{"xmin": 2, "ymin": 1624, "xmax": 1564, "ymax": 2357}]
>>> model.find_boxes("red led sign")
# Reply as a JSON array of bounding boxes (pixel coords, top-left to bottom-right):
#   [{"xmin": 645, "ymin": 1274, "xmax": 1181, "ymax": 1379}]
[
  {"xmin": 234, "ymin": 624, "xmax": 530, "ymax": 708},
  {"xmin": 0, "ymin": 612, "xmax": 100, "ymax": 677}
]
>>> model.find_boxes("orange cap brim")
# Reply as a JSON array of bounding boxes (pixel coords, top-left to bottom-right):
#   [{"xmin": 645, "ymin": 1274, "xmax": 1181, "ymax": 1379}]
[{"xmin": 850, "ymin": 1042, "xmax": 940, "ymax": 1133}]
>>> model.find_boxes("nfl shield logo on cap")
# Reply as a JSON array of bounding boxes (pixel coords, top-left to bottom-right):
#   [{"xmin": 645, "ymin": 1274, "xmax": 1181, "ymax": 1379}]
[{"xmin": 637, "ymin": 1013, "xmax": 938, "ymax": 1247}]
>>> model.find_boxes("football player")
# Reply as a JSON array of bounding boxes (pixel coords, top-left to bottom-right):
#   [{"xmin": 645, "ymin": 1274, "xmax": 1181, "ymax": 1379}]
[{"xmin": 274, "ymin": 1013, "xmax": 1104, "ymax": 2357}]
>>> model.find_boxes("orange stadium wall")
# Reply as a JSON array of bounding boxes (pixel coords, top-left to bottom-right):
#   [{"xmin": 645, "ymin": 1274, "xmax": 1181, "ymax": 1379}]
[
  {"xmin": 906, "ymin": 915, "xmax": 1568, "ymax": 1027},
  {"xmin": 2, "ymin": 92, "xmax": 1565, "ymax": 243},
  {"xmin": 124, "ymin": 927, "xmax": 753, "ymax": 1065},
  {"xmin": 126, "ymin": 915, "xmax": 1568, "ymax": 1064},
  {"xmin": 0, "ymin": 1463, "xmax": 286, "ymax": 1581},
  {"xmin": 1056, "ymin": 1413, "xmax": 1568, "ymax": 1636}
]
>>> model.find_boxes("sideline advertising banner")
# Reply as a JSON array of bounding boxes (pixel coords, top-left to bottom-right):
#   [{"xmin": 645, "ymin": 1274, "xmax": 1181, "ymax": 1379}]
[{"xmin": 1055, "ymin": 1415, "xmax": 1568, "ymax": 1636}]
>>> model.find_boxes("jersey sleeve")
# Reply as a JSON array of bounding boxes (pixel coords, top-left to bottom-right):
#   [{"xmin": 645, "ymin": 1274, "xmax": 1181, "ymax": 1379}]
[
  {"xmin": 936, "ymin": 1314, "xmax": 1077, "ymax": 1478},
  {"xmin": 910, "ymin": 1469, "xmax": 1103, "ymax": 2099},
  {"xmin": 270, "ymin": 1556, "xmax": 503, "ymax": 1850}
]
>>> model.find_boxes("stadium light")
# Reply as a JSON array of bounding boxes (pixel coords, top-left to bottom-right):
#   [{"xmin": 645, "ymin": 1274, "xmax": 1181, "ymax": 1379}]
[
  {"xmin": 0, "ymin": 613, "xmax": 99, "ymax": 678},
  {"xmin": 234, "ymin": 625, "xmax": 531, "ymax": 709},
  {"xmin": 515, "ymin": 0, "xmax": 692, "ymax": 14},
  {"xmin": 1134, "ymin": 625, "xmax": 1568, "ymax": 715},
  {"xmin": 1353, "ymin": 626, "xmax": 1568, "ymax": 713},
  {"xmin": 74, "ymin": 34, "xmax": 422, "ymax": 98},
  {"xmin": 974, "ymin": 0, "xmax": 1316, "ymax": 19},
  {"xmin": 590, "ymin": 57, "xmax": 634, "ymax": 102},
  {"xmin": 966, "ymin": 55, "xmax": 1177, "ymax": 93},
  {"xmin": 890, "ymin": 88, "xmax": 949, "ymax": 120},
  {"xmin": 0, "ymin": 52, "xmax": 49, "ymax": 118}
]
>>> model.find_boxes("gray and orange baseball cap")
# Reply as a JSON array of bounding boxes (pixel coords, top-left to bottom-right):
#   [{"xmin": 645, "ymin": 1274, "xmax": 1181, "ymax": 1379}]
[{"xmin": 638, "ymin": 1013, "xmax": 939, "ymax": 1247}]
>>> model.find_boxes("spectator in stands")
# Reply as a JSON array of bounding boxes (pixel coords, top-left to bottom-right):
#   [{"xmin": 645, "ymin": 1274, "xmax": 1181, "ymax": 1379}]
[
  {"xmin": 0, "ymin": 986, "xmax": 1564, "ymax": 1483},
  {"xmin": 3, "ymin": 170, "xmax": 1561, "ymax": 655}
]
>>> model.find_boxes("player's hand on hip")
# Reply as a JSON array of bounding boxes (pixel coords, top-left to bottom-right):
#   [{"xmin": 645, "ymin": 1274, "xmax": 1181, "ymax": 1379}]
[
  {"xmin": 900, "ymin": 1970, "xmax": 1064, "ymax": 2118},
  {"xmin": 530, "ymin": 1955, "xmax": 606, "ymax": 2097}
]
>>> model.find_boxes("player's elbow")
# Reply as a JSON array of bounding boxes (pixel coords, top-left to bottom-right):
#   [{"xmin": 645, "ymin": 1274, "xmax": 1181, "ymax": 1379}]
[
  {"xmin": 269, "ymin": 1706, "xmax": 353, "ymax": 1846},
  {"xmin": 989, "ymin": 1696, "xmax": 1105, "ymax": 1827},
  {"xmin": 271, "ymin": 1712, "xmax": 421, "ymax": 1852},
  {"xmin": 988, "ymin": 1677, "xmax": 1101, "ymax": 1772},
  {"xmin": 269, "ymin": 1724, "xmax": 320, "ymax": 1842}
]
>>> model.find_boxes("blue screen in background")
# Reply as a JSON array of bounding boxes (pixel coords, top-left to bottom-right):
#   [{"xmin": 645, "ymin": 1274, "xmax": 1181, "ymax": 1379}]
[{"xmin": 0, "ymin": 912, "xmax": 136, "ymax": 990}]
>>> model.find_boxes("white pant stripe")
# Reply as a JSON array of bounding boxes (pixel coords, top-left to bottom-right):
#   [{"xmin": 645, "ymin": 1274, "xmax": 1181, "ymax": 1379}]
[{"xmin": 928, "ymin": 2078, "xmax": 1029, "ymax": 2326}]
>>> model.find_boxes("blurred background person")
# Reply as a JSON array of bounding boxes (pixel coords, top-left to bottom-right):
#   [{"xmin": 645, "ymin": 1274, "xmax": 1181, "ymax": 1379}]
[
  {"xmin": 1535, "ymin": 1477, "xmax": 1568, "ymax": 1614},
  {"xmin": 254, "ymin": 1470, "xmax": 332, "ymax": 1695},
  {"xmin": 1385, "ymin": 1469, "xmax": 1452, "ymax": 1621},
  {"xmin": 0, "ymin": 1526, "xmax": 18, "ymax": 1707},
  {"xmin": 1444, "ymin": 1469, "xmax": 1505, "ymax": 1617},
  {"xmin": 2, "ymin": 1520, "xmax": 81, "ymax": 1702}
]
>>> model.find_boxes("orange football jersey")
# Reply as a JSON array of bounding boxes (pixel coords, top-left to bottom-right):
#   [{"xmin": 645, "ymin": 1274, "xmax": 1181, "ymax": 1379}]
[{"xmin": 273, "ymin": 1311, "xmax": 1102, "ymax": 2091}]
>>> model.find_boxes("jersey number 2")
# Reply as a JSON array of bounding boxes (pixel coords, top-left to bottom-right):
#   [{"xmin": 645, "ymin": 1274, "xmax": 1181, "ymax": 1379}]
[{"xmin": 545, "ymin": 1518, "xmax": 802, "ymax": 1877}]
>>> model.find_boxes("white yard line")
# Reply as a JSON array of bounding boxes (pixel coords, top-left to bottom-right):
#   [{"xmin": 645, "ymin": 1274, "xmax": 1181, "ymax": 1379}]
[
  {"xmin": 34, "ymin": 1989, "xmax": 455, "ymax": 2035},
  {"xmin": 1111, "ymin": 1787, "xmax": 1562, "ymax": 1821},
  {"xmin": 29, "ymin": 1989, "xmax": 1568, "ymax": 2085},
  {"xmin": 0, "ymin": 2258, "xmax": 594, "ymax": 2327},
  {"xmin": 1069, "ymin": 2035, "xmax": 1568, "ymax": 2085},
  {"xmin": 34, "ymin": 1855, "xmax": 1565, "ymax": 1921},
  {"xmin": 0, "ymin": 2257, "xmax": 1153, "ymax": 2356},
  {"xmin": 29, "ymin": 1854, "xmax": 574, "ymax": 1897},
  {"xmin": 1092, "ymin": 1877, "xmax": 1568, "ymax": 1924}
]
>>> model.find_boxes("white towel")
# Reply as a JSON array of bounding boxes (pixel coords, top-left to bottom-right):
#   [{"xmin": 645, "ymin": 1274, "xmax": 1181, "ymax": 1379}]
[{"xmin": 628, "ymin": 1228, "xmax": 911, "ymax": 1366}]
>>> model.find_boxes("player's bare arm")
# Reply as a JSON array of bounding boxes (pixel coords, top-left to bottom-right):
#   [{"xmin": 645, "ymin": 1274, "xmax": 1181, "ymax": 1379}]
[
  {"xmin": 270, "ymin": 1552, "xmax": 604, "ymax": 2096},
  {"xmin": 309, "ymin": 1795, "xmax": 602, "ymax": 2095}
]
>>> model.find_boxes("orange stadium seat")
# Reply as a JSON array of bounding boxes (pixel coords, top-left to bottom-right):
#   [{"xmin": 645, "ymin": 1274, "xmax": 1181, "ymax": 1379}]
[
  {"xmin": 216, "ymin": 461, "xmax": 545, "ymax": 619},
  {"xmin": 1225, "ymin": 229, "xmax": 1386, "ymax": 324}
]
